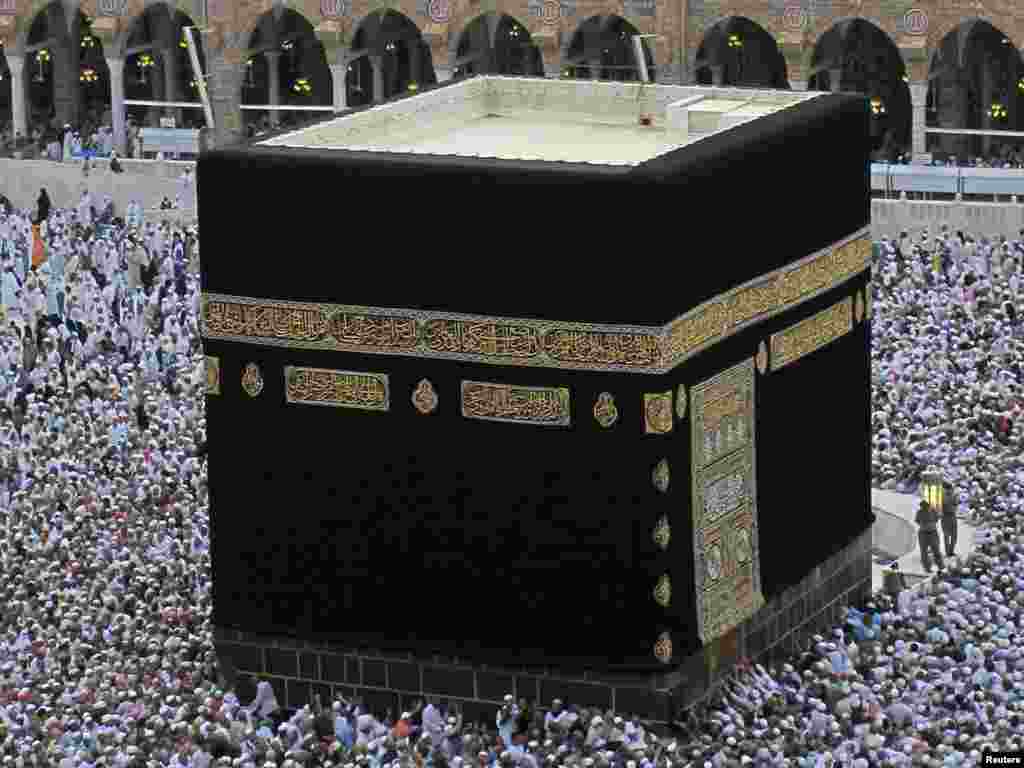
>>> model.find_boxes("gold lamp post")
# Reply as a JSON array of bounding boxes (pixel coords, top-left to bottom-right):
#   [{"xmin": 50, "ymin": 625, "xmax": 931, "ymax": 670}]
[{"xmin": 921, "ymin": 466, "xmax": 944, "ymax": 513}]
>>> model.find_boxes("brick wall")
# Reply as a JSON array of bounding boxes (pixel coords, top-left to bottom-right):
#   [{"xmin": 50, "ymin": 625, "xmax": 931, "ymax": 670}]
[{"xmin": 214, "ymin": 525, "xmax": 872, "ymax": 723}]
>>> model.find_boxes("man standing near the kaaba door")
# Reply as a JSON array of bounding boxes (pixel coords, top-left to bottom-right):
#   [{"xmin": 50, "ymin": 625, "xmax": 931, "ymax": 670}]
[{"xmin": 915, "ymin": 499, "xmax": 942, "ymax": 573}]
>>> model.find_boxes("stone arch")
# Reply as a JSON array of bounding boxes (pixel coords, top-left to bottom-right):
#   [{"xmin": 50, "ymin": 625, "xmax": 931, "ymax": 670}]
[
  {"xmin": 694, "ymin": 15, "xmax": 787, "ymax": 87},
  {"xmin": 345, "ymin": 9, "xmax": 435, "ymax": 104},
  {"xmin": 448, "ymin": 12, "xmax": 488, "ymax": 64},
  {"xmin": 927, "ymin": 18, "xmax": 1024, "ymax": 161},
  {"xmin": 235, "ymin": 6, "xmax": 331, "ymax": 136},
  {"xmin": 449, "ymin": 12, "xmax": 540, "ymax": 77},
  {"xmin": 237, "ymin": 2, "xmax": 320, "ymax": 59},
  {"xmin": 927, "ymin": 15, "xmax": 1024, "ymax": 60},
  {"xmin": 810, "ymin": 18, "xmax": 910, "ymax": 156},
  {"xmin": 562, "ymin": 14, "xmax": 654, "ymax": 81},
  {"xmin": 13, "ymin": 0, "xmax": 69, "ymax": 52},
  {"xmin": 111, "ymin": 0, "xmax": 177, "ymax": 58},
  {"xmin": 118, "ymin": 1, "xmax": 207, "ymax": 129}
]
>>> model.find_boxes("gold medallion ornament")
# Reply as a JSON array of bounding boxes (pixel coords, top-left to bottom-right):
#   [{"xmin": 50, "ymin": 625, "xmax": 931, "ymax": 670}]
[
  {"xmin": 676, "ymin": 384, "xmax": 687, "ymax": 420},
  {"xmin": 644, "ymin": 391, "xmax": 673, "ymax": 434},
  {"xmin": 652, "ymin": 459, "xmax": 670, "ymax": 493},
  {"xmin": 653, "ymin": 515, "xmax": 671, "ymax": 550},
  {"xmin": 412, "ymin": 379, "xmax": 439, "ymax": 414},
  {"xmin": 756, "ymin": 341, "xmax": 768, "ymax": 375},
  {"xmin": 205, "ymin": 356, "xmax": 220, "ymax": 395},
  {"xmin": 241, "ymin": 363, "xmax": 264, "ymax": 398},
  {"xmin": 593, "ymin": 392, "xmax": 619, "ymax": 428},
  {"xmin": 854, "ymin": 292, "xmax": 865, "ymax": 323},
  {"xmin": 654, "ymin": 631, "xmax": 673, "ymax": 664},
  {"xmin": 653, "ymin": 574, "xmax": 672, "ymax": 608}
]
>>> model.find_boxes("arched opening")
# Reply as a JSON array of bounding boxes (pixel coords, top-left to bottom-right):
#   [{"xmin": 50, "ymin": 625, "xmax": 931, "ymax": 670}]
[
  {"xmin": 349, "ymin": 10, "xmax": 436, "ymax": 105},
  {"xmin": 24, "ymin": 4, "xmax": 110, "ymax": 136},
  {"xmin": 564, "ymin": 15, "xmax": 654, "ymax": 82},
  {"xmin": 124, "ymin": 4, "xmax": 207, "ymax": 130},
  {"xmin": 453, "ymin": 13, "xmax": 544, "ymax": 78},
  {"xmin": 695, "ymin": 17, "xmax": 787, "ymax": 87},
  {"xmin": 809, "ymin": 20, "xmax": 910, "ymax": 158},
  {"xmin": 242, "ymin": 8, "xmax": 331, "ymax": 137},
  {"xmin": 927, "ymin": 21, "xmax": 1024, "ymax": 163}
]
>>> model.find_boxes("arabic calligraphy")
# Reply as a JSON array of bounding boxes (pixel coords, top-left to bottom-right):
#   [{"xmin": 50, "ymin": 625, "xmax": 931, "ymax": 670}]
[
  {"xmin": 770, "ymin": 297, "xmax": 854, "ymax": 371},
  {"xmin": 461, "ymin": 381, "xmax": 571, "ymax": 426},
  {"xmin": 284, "ymin": 367, "xmax": 390, "ymax": 411}
]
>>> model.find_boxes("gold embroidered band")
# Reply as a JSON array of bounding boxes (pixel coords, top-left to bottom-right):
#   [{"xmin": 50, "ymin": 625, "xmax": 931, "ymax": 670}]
[
  {"xmin": 770, "ymin": 296, "xmax": 854, "ymax": 372},
  {"xmin": 200, "ymin": 229, "xmax": 870, "ymax": 375},
  {"xmin": 284, "ymin": 366, "xmax": 390, "ymax": 411},
  {"xmin": 461, "ymin": 381, "xmax": 571, "ymax": 426}
]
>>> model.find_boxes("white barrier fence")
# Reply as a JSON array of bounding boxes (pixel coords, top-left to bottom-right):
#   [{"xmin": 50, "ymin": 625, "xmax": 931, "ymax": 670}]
[
  {"xmin": 871, "ymin": 197, "xmax": 1024, "ymax": 241},
  {"xmin": 871, "ymin": 164, "xmax": 1024, "ymax": 196}
]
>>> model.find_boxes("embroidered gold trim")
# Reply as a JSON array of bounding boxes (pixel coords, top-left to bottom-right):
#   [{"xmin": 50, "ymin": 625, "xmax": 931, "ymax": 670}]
[
  {"xmin": 205, "ymin": 356, "xmax": 220, "ymax": 395},
  {"xmin": 284, "ymin": 366, "xmax": 390, "ymax": 411},
  {"xmin": 653, "ymin": 515, "xmax": 671, "ymax": 551},
  {"xmin": 654, "ymin": 574, "xmax": 672, "ymax": 608},
  {"xmin": 652, "ymin": 459, "xmax": 670, "ymax": 493},
  {"xmin": 755, "ymin": 341, "xmax": 768, "ymax": 375},
  {"xmin": 676, "ymin": 384, "xmax": 687, "ymax": 420},
  {"xmin": 654, "ymin": 631, "xmax": 673, "ymax": 664},
  {"xmin": 770, "ymin": 297, "xmax": 854, "ymax": 372},
  {"xmin": 241, "ymin": 363, "xmax": 264, "ymax": 398},
  {"xmin": 593, "ymin": 392, "xmax": 619, "ymax": 428},
  {"xmin": 461, "ymin": 381, "xmax": 571, "ymax": 426},
  {"xmin": 201, "ymin": 229, "xmax": 870, "ymax": 375},
  {"xmin": 412, "ymin": 379, "xmax": 439, "ymax": 414},
  {"xmin": 644, "ymin": 391, "xmax": 673, "ymax": 434},
  {"xmin": 690, "ymin": 359, "xmax": 764, "ymax": 645}
]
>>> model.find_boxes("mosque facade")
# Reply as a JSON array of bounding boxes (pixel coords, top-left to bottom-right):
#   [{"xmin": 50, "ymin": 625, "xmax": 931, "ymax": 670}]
[{"xmin": 1, "ymin": 0, "xmax": 1024, "ymax": 157}]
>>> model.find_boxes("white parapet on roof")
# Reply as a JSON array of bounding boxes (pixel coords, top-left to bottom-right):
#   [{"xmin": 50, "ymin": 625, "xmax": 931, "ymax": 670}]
[{"xmin": 256, "ymin": 76, "xmax": 825, "ymax": 166}]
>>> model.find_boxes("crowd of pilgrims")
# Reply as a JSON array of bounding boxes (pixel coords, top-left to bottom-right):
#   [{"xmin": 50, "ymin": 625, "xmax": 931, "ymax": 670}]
[{"xmin": 2, "ymin": 184, "xmax": 1024, "ymax": 766}]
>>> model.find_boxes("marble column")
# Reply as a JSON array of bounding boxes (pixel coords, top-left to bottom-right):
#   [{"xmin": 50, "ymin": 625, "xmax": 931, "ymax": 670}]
[
  {"xmin": 329, "ymin": 64, "xmax": 348, "ymax": 112},
  {"xmin": 829, "ymin": 68, "xmax": 842, "ymax": 93},
  {"xmin": 369, "ymin": 55, "xmax": 384, "ymax": 103},
  {"xmin": 265, "ymin": 51, "xmax": 282, "ymax": 127},
  {"xmin": 909, "ymin": 80, "xmax": 927, "ymax": 158},
  {"xmin": 106, "ymin": 57, "xmax": 127, "ymax": 156},
  {"xmin": 6, "ymin": 55, "xmax": 28, "ymax": 145}
]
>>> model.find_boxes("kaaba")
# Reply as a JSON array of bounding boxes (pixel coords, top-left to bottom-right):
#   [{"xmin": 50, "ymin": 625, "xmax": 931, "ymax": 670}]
[{"xmin": 200, "ymin": 76, "xmax": 872, "ymax": 714}]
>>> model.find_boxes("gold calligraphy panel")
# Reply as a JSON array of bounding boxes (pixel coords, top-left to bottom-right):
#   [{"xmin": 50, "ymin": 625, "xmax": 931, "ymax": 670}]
[
  {"xmin": 690, "ymin": 359, "xmax": 764, "ymax": 644},
  {"xmin": 770, "ymin": 297, "xmax": 854, "ymax": 372},
  {"xmin": 201, "ymin": 228, "xmax": 869, "ymax": 375},
  {"xmin": 284, "ymin": 366, "xmax": 390, "ymax": 411},
  {"xmin": 461, "ymin": 381, "xmax": 571, "ymax": 427}
]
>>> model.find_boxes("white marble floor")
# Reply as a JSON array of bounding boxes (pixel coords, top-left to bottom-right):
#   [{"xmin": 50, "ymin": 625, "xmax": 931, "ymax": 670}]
[{"xmin": 871, "ymin": 488, "xmax": 978, "ymax": 589}]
